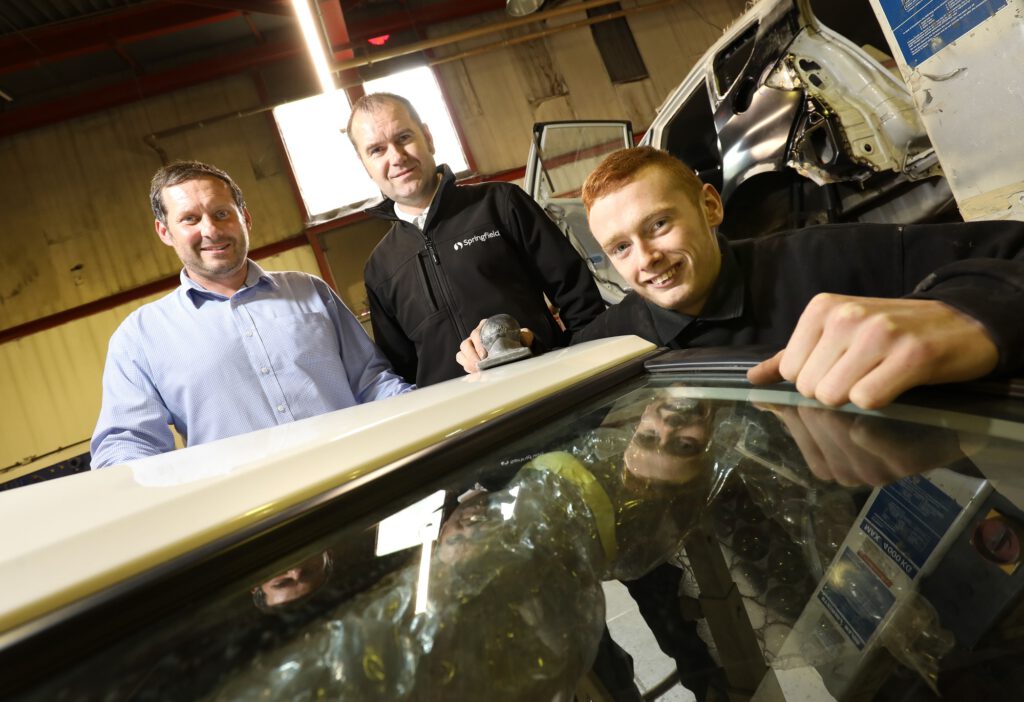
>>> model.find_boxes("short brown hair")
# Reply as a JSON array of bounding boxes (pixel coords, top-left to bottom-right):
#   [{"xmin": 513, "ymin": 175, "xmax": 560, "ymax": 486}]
[
  {"xmin": 582, "ymin": 146, "xmax": 704, "ymax": 213},
  {"xmin": 346, "ymin": 92, "xmax": 425, "ymax": 147},
  {"xmin": 150, "ymin": 161, "xmax": 246, "ymax": 225}
]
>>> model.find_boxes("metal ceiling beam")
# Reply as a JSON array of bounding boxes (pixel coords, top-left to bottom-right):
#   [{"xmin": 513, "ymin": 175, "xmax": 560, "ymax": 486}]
[
  {"xmin": 0, "ymin": 40, "xmax": 302, "ymax": 139},
  {"xmin": 333, "ymin": 0, "xmax": 623, "ymax": 71},
  {"xmin": 0, "ymin": 0, "xmax": 507, "ymax": 76},
  {"xmin": 170, "ymin": 0, "xmax": 292, "ymax": 15},
  {"xmin": 0, "ymin": 0, "xmax": 522, "ymax": 138},
  {"xmin": 0, "ymin": 4, "xmax": 240, "ymax": 75},
  {"xmin": 317, "ymin": 0, "xmax": 363, "ymax": 101},
  {"xmin": 337, "ymin": 0, "xmax": 506, "ymax": 46}
]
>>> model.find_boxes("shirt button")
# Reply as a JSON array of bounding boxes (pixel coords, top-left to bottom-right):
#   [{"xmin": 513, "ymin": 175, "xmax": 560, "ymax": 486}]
[
  {"xmin": 277, "ymin": 404, "xmax": 286, "ymax": 413},
  {"xmin": 245, "ymin": 330, "xmax": 254, "ymax": 338},
  {"xmin": 261, "ymin": 367, "xmax": 269, "ymax": 375}
]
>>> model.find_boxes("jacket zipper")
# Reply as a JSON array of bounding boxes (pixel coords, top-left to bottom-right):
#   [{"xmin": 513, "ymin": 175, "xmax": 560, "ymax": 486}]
[
  {"xmin": 425, "ymin": 236, "xmax": 440, "ymax": 265},
  {"xmin": 422, "ymin": 233, "xmax": 469, "ymax": 339}
]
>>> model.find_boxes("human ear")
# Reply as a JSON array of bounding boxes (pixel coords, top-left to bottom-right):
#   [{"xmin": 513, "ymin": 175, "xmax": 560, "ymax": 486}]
[
  {"xmin": 700, "ymin": 184, "xmax": 724, "ymax": 227},
  {"xmin": 154, "ymin": 219, "xmax": 173, "ymax": 247},
  {"xmin": 422, "ymin": 123, "xmax": 436, "ymax": 154}
]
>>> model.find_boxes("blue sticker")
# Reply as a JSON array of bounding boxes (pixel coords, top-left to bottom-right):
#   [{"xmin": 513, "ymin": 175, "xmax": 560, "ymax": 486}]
[
  {"xmin": 877, "ymin": 0, "xmax": 1007, "ymax": 67},
  {"xmin": 860, "ymin": 476, "xmax": 962, "ymax": 579},
  {"xmin": 818, "ymin": 548, "xmax": 897, "ymax": 649}
]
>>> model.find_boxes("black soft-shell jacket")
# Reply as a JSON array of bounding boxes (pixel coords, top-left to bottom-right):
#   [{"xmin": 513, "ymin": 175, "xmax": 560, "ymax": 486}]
[
  {"xmin": 365, "ymin": 165, "xmax": 605, "ymax": 386},
  {"xmin": 577, "ymin": 221, "xmax": 1024, "ymax": 376}
]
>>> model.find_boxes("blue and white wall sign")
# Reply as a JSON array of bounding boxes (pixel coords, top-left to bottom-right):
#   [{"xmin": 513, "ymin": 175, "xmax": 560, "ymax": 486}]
[{"xmin": 877, "ymin": 0, "xmax": 1008, "ymax": 67}]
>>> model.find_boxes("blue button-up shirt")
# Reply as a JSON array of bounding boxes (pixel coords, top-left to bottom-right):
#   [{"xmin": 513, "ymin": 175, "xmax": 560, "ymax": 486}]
[{"xmin": 91, "ymin": 262, "xmax": 413, "ymax": 468}]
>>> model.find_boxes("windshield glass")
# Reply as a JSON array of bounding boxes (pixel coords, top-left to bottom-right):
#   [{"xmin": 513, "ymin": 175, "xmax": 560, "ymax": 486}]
[{"xmin": 15, "ymin": 374, "xmax": 1024, "ymax": 701}]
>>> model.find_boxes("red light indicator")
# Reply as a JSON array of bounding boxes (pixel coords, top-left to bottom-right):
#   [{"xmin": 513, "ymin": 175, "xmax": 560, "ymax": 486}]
[{"xmin": 368, "ymin": 34, "xmax": 390, "ymax": 46}]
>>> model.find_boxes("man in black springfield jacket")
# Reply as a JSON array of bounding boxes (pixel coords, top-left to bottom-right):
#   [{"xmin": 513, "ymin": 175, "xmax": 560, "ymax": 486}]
[
  {"xmin": 348, "ymin": 93, "xmax": 605, "ymax": 386},
  {"xmin": 459, "ymin": 147, "xmax": 1024, "ymax": 410}
]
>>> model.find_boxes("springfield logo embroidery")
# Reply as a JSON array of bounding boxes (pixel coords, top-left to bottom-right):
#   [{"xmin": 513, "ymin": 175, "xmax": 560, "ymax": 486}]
[{"xmin": 452, "ymin": 229, "xmax": 501, "ymax": 251}]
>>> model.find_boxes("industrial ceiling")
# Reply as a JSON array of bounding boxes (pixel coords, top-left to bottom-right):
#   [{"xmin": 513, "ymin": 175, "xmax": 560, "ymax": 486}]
[{"xmin": 0, "ymin": 0, "xmax": 522, "ymax": 138}]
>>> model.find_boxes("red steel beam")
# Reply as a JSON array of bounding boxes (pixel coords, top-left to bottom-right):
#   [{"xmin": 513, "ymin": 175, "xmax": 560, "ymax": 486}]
[
  {"xmin": 170, "ymin": 1, "xmax": 291, "ymax": 16},
  {"xmin": 0, "ymin": 234, "xmax": 307, "ymax": 345},
  {"xmin": 320, "ymin": 0, "xmax": 354, "ymax": 62},
  {"xmin": 0, "ymin": 0, "xmax": 503, "ymax": 76},
  {"xmin": 0, "ymin": 164, "xmax": 530, "ymax": 344},
  {"xmin": 341, "ymin": 0, "xmax": 505, "ymax": 46},
  {"xmin": 0, "ymin": 4, "xmax": 241, "ymax": 75},
  {"xmin": 319, "ymin": 1, "xmax": 363, "ymax": 102},
  {"xmin": 0, "ymin": 39, "xmax": 303, "ymax": 139}
]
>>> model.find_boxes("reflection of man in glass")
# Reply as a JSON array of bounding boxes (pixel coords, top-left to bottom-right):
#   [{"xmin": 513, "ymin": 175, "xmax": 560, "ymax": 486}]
[
  {"xmin": 571, "ymin": 392, "xmax": 724, "ymax": 702},
  {"xmin": 251, "ymin": 550, "xmax": 333, "ymax": 610},
  {"xmin": 212, "ymin": 391, "xmax": 725, "ymax": 701},
  {"xmin": 435, "ymin": 498, "xmax": 490, "ymax": 565},
  {"xmin": 625, "ymin": 396, "xmax": 713, "ymax": 486}
]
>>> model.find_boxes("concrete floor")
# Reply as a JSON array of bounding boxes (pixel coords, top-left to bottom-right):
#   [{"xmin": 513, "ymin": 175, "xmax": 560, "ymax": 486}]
[{"xmin": 603, "ymin": 580, "xmax": 696, "ymax": 702}]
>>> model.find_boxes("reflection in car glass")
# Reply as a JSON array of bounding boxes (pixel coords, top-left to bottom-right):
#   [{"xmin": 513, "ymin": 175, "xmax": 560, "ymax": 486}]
[{"xmin": 20, "ymin": 379, "xmax": 1024, "ymax": 702}]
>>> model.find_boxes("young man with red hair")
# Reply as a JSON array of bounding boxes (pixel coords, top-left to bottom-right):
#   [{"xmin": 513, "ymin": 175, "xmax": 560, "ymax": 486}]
[{"xmin": 461, "ymin": 147, "xmax": 1024, "ymax": 409}]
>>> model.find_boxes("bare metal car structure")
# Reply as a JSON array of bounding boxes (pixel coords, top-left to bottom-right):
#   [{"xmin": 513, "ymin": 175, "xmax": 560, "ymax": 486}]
[{"xmin": 526, "ymin": 0, "xmax": 955, "ymax": 304}]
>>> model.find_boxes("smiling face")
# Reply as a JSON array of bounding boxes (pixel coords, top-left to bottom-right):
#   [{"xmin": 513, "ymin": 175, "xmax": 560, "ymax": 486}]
[
  {"xmin": 589, "ymin": 165, "xmax": 724, "ymax": 316},
  {"xmin": 349, "ymin": 99, "xmax": 438, "ymax": 212},
  {"xmin": 154, "ymin": 176, "xmax": 251, "ymax": 295}
]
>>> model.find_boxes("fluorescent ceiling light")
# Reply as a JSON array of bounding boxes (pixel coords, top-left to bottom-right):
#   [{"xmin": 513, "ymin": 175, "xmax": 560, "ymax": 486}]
[{"xmin": 291, "ymin": 0, "xmax": 336, "ymax": 94}]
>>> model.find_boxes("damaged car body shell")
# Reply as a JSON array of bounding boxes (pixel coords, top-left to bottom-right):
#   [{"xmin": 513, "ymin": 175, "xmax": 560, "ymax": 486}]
[
  {"xmin": 641, "ymin": 0, "xmax": 952, "ymax": 236},
  {"xmin": 526, "ymin": 0, "xmax": 955, "ymax": 297}
]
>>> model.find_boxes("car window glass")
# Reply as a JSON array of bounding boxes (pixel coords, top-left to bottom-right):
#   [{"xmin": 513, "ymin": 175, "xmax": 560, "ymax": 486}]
[
  {"xmin": 13, "ymin": 376, "xmax": 1024, "ymax": 701},
  {"xmin": 534, "ymin": 123, "xmax": 631, "ymax": 203}
]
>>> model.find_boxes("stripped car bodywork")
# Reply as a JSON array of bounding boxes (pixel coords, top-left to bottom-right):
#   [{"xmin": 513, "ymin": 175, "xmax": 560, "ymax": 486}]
[
  {"xmin": 644, "ymin": 0, "xmax": 950, "ymax": 237},
  {"xmin": 527, "ymin": 0, "xmax": 954, "ymax": 303}
]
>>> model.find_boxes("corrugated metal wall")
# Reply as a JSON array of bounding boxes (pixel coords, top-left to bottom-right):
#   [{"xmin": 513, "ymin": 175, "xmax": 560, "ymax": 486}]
[
  {"xmin": 0, "ymin": 74, "xmax": 304, "ymax": 331},
  {"xmin": 0, "ymin": 0, "xmax": 748, "ymax": 467},
  {"xmin": 0, "ymin": 246, "xmax": 320, "ymax": 471}
]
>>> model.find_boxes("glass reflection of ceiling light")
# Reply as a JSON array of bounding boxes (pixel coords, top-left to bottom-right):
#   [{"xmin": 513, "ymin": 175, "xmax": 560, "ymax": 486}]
[
  {"xmin": 290, "ymin": 0, "xmax": 336, "ymax": 94},
  {"xmin": 414, "ymin": 528, "xmax": 434, "ymax": 615},
  {"xmin": 506, "ymin": 0, "xmax": 545, "ymax": 17}
]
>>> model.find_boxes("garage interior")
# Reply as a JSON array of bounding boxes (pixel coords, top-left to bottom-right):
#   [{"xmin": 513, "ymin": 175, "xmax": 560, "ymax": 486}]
[
  {"xmin": 3, "ymin": 2, "xmax": 1024, "ymax": 701},
  {"xmin": 1, "ymin": 0, "xmax": 750, "ymax": 483}
]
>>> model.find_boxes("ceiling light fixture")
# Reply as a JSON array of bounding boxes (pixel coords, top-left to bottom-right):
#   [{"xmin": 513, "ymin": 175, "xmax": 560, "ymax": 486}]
[
  {"xmin": 290, "ymin": 0, "xmax": 337, "ymax": 94},
  {"xmin": 507, "ymin": 0, "xmax": 546, "ymax": 16}
]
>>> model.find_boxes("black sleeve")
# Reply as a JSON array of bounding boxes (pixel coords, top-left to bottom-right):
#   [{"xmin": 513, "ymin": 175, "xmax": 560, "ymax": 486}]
[
  {"xmin": 366, "ymin": 284, "xmax": 419, "ymax": 385},
  {"xmin": 503, "ymin": 185, "xmax": 607, "ymax": 337},
  {"xmin": 901, "ymin": 220, "xmax": 1024, "ymax": 375},
  {"xmin": 572, "ymin": 294, "xmax": 658, "ymax": 345}
]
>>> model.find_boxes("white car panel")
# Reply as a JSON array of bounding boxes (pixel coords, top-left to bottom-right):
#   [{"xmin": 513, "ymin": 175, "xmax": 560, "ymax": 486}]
[{"xmin": 0, "ymin": 335, "xmax": 655, "ymax": 636}]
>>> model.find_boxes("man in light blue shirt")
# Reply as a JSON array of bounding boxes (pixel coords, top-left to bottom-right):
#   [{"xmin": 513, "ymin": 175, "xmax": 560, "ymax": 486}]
[{"xmin": 91, "ymin": 161, "xmax": 412, "ymax": 469}]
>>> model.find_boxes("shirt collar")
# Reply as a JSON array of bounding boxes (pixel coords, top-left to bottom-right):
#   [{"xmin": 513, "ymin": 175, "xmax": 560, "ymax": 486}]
[
  {"xmin": 394, "ymin": 198, "xmax": 431, "ymax": 229},
  {"xmin": 646, "ymin": 233, "xmax": 745, "ymax": 344},
  {"xmin": 365, "ymin": 164, "xmax": 453, "ymax": 224},
  {"xmin": 392, "ymin": 170, "xmax": 442, "ymax": 230},
  {"xmin": 180, "ymin": 259, "xmax": 275, "ymax": 306}
]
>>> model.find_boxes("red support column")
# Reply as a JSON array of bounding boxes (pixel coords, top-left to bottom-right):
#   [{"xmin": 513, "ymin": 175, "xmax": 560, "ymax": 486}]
[
  {"xmin": 252, "ymin": 71, "xmax": 339, "ymax": 290},
  {"xmin": 319, "ymin": 0, "xmax": 364, "ymax": 103}
]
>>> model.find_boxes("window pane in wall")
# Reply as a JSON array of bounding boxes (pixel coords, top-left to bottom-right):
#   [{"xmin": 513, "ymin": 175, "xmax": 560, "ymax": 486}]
[
  {"xmin": 364, "ymin": 66, "xmax": 468, "ymax": 174},
  {"xmin": 273, "ymin": 90, "xmax": 377, "ymax": 220},
  {"xmin": 587, "ymin": 3, "xmax": 649, "ymax": 84},
  {"xmin": 273, "ymin": 66, "xmax": 467, "ymax": 221}
]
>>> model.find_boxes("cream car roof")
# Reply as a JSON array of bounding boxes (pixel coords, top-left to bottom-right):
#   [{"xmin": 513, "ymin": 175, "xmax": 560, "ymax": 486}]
[{"xmin": 0, "ymin": 336, "xmax": 655, "ymax": 637}]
